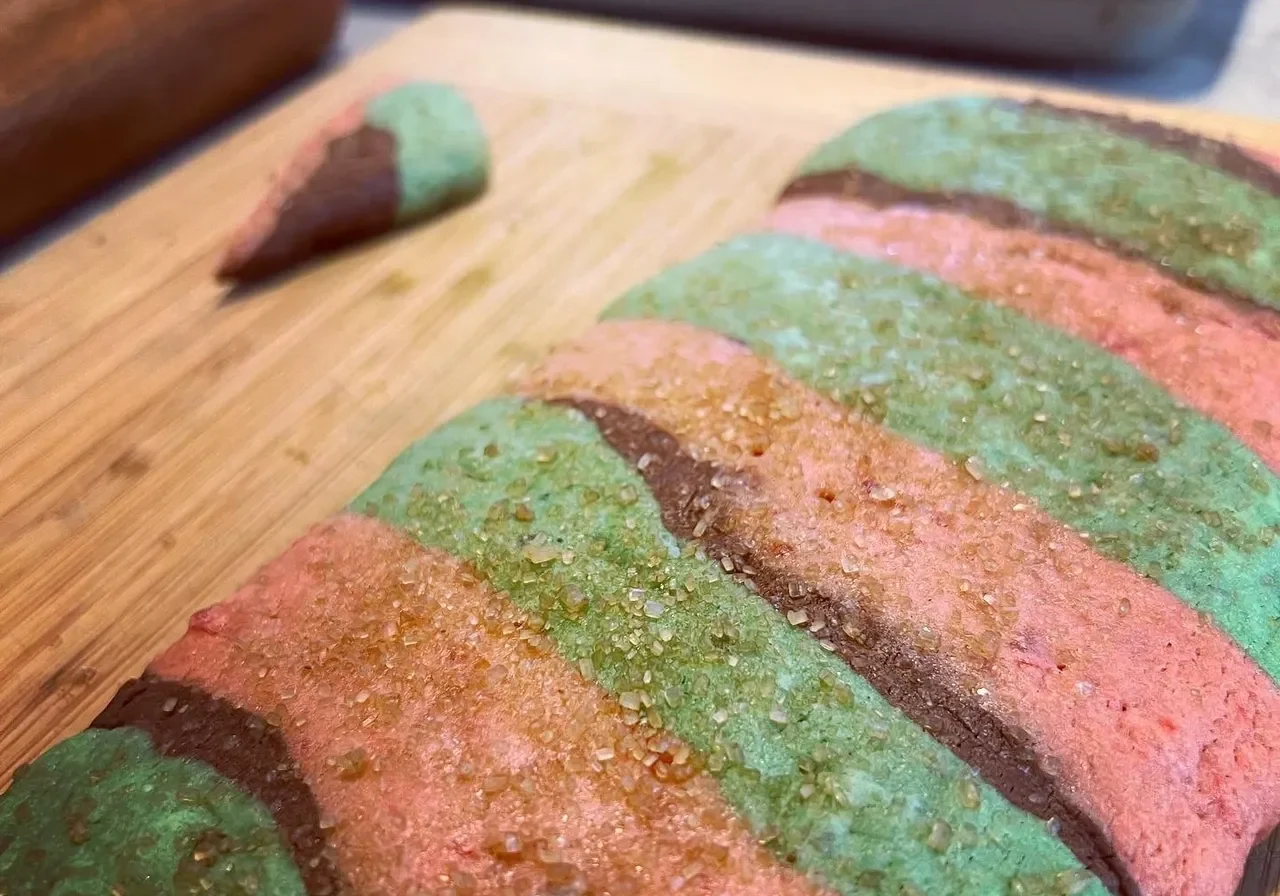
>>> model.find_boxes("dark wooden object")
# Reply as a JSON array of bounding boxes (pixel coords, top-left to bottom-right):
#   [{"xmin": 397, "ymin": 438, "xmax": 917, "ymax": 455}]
[{"xmin": 0, "ymin": 0, "xmax": 346, "ymax": 242}]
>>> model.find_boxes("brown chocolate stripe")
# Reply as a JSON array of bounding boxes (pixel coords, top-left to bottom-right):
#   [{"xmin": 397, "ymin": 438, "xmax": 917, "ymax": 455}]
[
  {"xmin": 1020, "ymin": 99, "xmax": 1280, "ymax": 197},
  {"xmin": 559, "ymin": 397, "xmax": 1136, "ymax": 895},
  {"xmin": 93, "ymin": 674, "xmax": 348, "ymax": 896},
  {"xmin": 218, "ymin": 123, "xmax": 400, "ymax": 283},
  {"xmin": 780, "ymin": 166, "xmax": 1276, "ymax": 321},
  {"xmin": 1239, "ymin": 826, "xmax": 1280, "ymax": 896}
]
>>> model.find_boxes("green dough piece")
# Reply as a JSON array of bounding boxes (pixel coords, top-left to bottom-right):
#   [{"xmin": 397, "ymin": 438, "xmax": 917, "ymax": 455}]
[
  {"xmin": 354, "ymin": 397, "xmax": 1101, "ymax": 896},
  {"xmin": 216, "ymin": 80, "xmax": 489, "ymax": 284},
  {"xmin": 604, "ymin": 232, "xmax": 1280, "ymax": 683},
  {"xmin": 798, "ymin": 96, "xmax": 1280, "ymax": 311},
  {"xmin": 0, "ymin": 729, "xmax": 304, "ymax": 896},
  {"xmin": 365, "ymin": 81, "xmax": 490, "ymax": 224}
]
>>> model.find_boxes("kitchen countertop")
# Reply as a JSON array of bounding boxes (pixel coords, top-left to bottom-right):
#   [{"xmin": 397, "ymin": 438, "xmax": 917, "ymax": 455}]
[
  {"xmin": 340, "ymin": 0, "xmax": 1279, "ymax": 115},
  {"xmin": 1190, "ymin": 0, "xmax": 1280, "ymax": 116}
]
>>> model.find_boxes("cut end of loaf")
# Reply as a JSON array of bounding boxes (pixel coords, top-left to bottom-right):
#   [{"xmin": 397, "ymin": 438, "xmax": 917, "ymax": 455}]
[{"xmin": 217, "ymin": 80, "xmax": 490, "ymax": 285}]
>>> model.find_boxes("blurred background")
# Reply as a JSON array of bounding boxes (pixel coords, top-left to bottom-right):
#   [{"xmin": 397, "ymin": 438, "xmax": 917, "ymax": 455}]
[
  {"xmin": 2, "ymin": 0, "xmax": 1277, "ymax": 264},
  {"xmin": 345, "ymin": 0, "xmax": 1267, "ymax": 103}
]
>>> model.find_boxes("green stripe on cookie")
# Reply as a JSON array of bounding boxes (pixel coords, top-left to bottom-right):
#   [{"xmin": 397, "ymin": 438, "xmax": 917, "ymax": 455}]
[
  {"xmin": 603, "ymin": 233, "xmax": 1280, "ymax": 683},
  {"xmin": 353, "ymin": 397, "xmax": 1101, "ymax": 896},
  {"xmin": 0, "ymin": 728, "xmax": 304, "ymax": 895},
  {"xmin": 364, "ymin": 82, "xmax": 489, "ymax": 224},
  {"xmin": 796, "ymin": 97, "xmax": 1280, "ymax": 311}
]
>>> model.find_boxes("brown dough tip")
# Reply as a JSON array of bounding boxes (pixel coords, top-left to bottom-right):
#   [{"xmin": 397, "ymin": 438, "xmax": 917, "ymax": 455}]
[{"xmin": 216, "ymin": 82, "xmax": 407, "ymax": 286}]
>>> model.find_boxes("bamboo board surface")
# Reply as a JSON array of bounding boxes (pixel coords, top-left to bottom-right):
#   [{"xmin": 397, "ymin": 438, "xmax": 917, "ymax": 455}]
[{"xmin": 4, "ymin": 5, "xmax": 1280, "ymax": 788}]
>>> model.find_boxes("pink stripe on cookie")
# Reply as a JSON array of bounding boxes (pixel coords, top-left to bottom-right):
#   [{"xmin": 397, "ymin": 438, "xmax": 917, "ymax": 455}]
[
  {"xmin": 526, "ymin": 319, "xmax": 1280, "ymax": 896},
  {"xmin": 151, "ymin": 514, "xmax": 821, "ymax": 896},
  {"xmin": 768, "ymin": 196, "xmax": 1280, "ymax": 471},
  {"xmin": 1243, "ymin": 148, "xmax": 1280, "ymax": 173}
]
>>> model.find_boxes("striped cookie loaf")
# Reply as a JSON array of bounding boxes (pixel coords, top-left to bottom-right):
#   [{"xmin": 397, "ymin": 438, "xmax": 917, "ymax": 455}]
[{"xmin": 3, "ymin": 96, "xmax": 1278, "ymax": 896}]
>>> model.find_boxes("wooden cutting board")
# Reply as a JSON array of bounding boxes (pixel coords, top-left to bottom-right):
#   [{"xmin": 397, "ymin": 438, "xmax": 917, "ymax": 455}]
[{"xmin": 3, "ymin": 5, "xmax": 1280, "ymax": 786}]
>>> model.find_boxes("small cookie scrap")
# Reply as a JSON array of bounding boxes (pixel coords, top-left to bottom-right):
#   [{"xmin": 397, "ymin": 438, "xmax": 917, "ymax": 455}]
[
  {"xmin": 217, "ymin": 81, "xmax": 489, "ymax": 284},
  {"xmin": 9, "ymin": 94, "xmax": 1280, "ymax": 896}
]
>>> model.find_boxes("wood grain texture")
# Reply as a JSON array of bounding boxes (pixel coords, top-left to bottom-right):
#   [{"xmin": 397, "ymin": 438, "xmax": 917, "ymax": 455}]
[
  {"xmin": 2, "ymin": 5, "xmax": 1280, "ymax": 821},
  {"xmin": 0, "ymin": 0, "xmax": 345, "ymax": 241}
]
